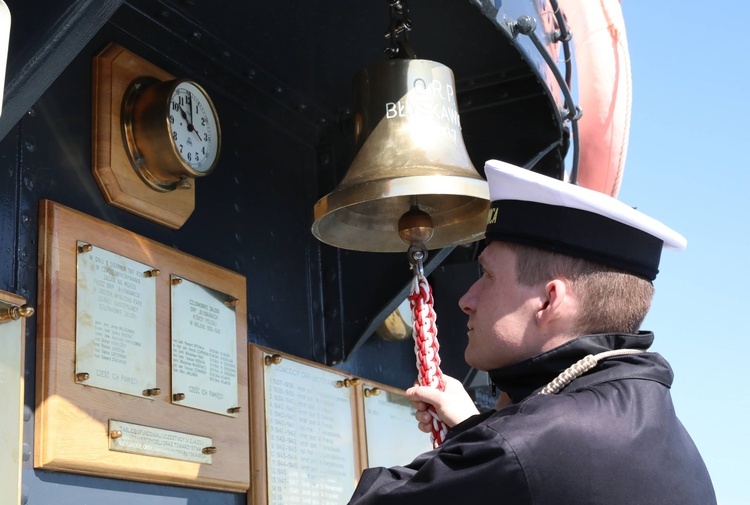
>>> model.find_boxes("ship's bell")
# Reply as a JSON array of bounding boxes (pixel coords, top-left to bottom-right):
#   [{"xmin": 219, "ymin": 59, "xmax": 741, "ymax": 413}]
[{"xmin": 312, "ymin": 59, "xmax": 489, "ymax": 252}]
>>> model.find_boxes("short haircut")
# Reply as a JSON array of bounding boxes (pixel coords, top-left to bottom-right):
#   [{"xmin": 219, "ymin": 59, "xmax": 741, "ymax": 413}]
[{"xmin": 504, "ymin": 242, "xmax": 655, "ymax": 335}]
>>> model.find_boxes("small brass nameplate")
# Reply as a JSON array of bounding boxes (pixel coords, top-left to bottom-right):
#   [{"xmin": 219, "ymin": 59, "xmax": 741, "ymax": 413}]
[
  {"xmin": 171, "ymin": 276, "xmax": 238, "ymax": 416},
  {"xmin": 108, "ymin": 420, "xmax": 213, "ymax": 464},
  {"xmin": 75, "ymin": 242, "xmax": 157, "ymax": 397}
]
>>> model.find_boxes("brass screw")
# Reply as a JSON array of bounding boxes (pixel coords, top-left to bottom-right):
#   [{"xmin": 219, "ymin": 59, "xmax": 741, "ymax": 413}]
[
  {"xmin": 224, "ymin": 298, "xmax": 239, "ymax": 307},
  {"xmin": 177, "ymin": 176, "xmax": 192, "ymax": 190},
  {"xmin": 227, "ymin": 407, "xmax": 241, "ymax": 414},
  {"xmin": 143, "ymin": 388, "xmax": 161, "ymax": 397},
  {"xmin": 110, "ymin": 430, "xmax": 123, "ymax": 439},
  {"xmin": 202, "ymin": 446, "xmax": 217, "ymax": 455},
  {"xmin": 18, "ymin": 304, "xmax": 34, "ymax": 318},
  {"xmin": 75, "ymin": 372, "xmax": 90, "ymax": 382},
  {"xmin": 172, "ymin": 277, "xmax": 183, "ymax": 286},
  {"xmin": 0, "ymin": 304, "xmax": 35, "ymax": 322},
  {"xmin": 144, "ymin": 269, "xmax": 161, "ymax": 278},
  {"xmin": 337, "ymin": 377, "xmax": 361, "ymax": 388},
  {"xmin": 77, "ymin": 243, "xmax": 93, "ymax": 253},
  {"xmin": 173, "ymin": 393, "xmax": 186, "ymax": 401},
  {"xmin": 364, "ymin": 387, "xmax": 381, "ymax": 397},
  {"xmin": 264, "ymin": 354, "xmax": 282, "ymax": 366}
]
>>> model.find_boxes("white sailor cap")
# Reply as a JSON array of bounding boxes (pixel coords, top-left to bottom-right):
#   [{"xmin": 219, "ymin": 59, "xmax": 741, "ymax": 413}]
[{"xmin": 483, "ymin": 159, "xmax": 686, "ymax": 281}]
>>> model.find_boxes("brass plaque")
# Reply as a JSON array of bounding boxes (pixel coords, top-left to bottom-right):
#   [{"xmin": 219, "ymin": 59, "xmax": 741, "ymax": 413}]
[
  {"xmin": 171, "ymin": 276, "xmax": 238, "ymax": 416},
  {"xmin": 75, "ymin": 242, "xmax": 157, "ymax": 397},
  {"xmin": 364, "ymin": 389, "xmax": 433, "ymax": 468},
  {"xmin": 263, "ymin": 355, "xmax": 357, "ymax": 504},
  {"xmin": 0, "ymin": 297, "xmax": 25, "ymax": 505},
  {"xmin": 108, "ymin": 420, "xmax": 213, "ymax": 464}
]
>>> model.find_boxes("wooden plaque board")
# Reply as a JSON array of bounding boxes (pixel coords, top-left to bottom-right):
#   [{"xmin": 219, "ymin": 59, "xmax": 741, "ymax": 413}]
[
  {"xmin": 248, "ymin": 344, "xmax": 365, "ymax": 505},
  {"xmin": 36, "ymin": 200, "xmax": 249, "ymax": 492},
  {"xmin": 0, "ymin": 291, "xmax": 28, "ymax": 505},
  {"xmin": 92, "ymin": 42, "xmax": 195, "ymax": 229}
]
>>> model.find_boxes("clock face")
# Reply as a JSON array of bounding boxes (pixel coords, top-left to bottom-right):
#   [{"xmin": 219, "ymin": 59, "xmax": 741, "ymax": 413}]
[{"xmin": 168, "ymin": 81, "xmax": 219, "ymax": 173}]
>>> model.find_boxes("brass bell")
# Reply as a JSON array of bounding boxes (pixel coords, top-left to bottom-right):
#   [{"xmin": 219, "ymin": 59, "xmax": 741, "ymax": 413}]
[{"xmin": 312, "ymin": 59, "xmax": 489, "ymax": 252}]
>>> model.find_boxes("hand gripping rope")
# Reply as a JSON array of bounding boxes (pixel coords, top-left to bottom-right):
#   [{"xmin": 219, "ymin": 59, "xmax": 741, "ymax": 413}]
[{"xmin": 407, "ymin": 244, "xmax": 449, "ymax": 447}]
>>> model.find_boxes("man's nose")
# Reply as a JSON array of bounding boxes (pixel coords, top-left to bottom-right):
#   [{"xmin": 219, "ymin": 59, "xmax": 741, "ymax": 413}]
[{"xmin": 458, "ymin": 283, "xmax": 477, "ymax": 315}]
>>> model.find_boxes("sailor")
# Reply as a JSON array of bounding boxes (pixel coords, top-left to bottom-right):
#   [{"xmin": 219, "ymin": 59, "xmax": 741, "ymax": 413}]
[{"xmin": 348, "ymin": 159, "xmax": 716, "ymax": 504}]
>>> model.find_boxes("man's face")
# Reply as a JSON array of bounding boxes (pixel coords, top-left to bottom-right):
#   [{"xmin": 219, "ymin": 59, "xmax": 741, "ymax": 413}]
[{"xmin": 458, "ymin": 242, "xmax": 542, "ymax": 371}]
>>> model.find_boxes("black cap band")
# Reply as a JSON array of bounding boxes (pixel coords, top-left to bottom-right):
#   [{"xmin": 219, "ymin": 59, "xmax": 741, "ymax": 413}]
[{"xmin": 485, "ymin": 200, "xmax": 663, "ymax": 280}]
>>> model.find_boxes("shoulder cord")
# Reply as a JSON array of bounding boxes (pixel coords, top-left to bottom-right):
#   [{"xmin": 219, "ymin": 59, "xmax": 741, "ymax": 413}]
[
  {"xmin": 409, "ymin": 271, "xmax": 449, "ymax": 448},
  {"xmin": 538, "ymin": 348, "xmax": 645, "ymax": 395}
]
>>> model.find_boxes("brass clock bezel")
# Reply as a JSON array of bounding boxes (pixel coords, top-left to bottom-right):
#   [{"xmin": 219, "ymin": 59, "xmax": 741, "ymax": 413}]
[{"xmin": 121, "ymin": 77, "xmax": 222, "ymax": 192}]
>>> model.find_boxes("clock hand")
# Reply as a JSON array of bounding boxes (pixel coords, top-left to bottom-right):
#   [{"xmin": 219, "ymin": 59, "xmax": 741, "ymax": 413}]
[
  {"xmin": 179, "ymin": 105, "xmax": 203, "ymax": 141},
  {"xmin": 187, "ymin": 92, "xmax": 194, "ymax": 124}
]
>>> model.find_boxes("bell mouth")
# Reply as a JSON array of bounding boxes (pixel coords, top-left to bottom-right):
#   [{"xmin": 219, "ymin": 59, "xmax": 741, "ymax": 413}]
[{"xmin": 312, "ymin": 175, "xmax": 488, "ymax": 252}]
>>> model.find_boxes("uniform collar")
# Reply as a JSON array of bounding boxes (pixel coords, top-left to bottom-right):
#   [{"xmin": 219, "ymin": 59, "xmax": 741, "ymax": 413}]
[{"xmin": 488, "ymin": 332, "xmax": 661, "ymax": 404}]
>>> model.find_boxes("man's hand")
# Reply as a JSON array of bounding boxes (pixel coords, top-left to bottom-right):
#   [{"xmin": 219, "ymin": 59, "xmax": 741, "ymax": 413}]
[{"xmin": 406, "ymin": 376, "xmax": 480, "ymax": 433}]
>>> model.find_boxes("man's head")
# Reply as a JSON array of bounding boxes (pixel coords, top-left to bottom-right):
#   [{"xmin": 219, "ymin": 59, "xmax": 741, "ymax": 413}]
[
  {"xmin": 509, "ymin": 242, "xmax": 655, "ymax": 336},
  {"xmin": 460, "ymin": 160, "xmax": 685, "ymax": 371}
]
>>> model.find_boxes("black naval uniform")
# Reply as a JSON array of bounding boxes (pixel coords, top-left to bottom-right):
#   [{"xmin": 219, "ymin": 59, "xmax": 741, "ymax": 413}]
[{"xmin": 348, "ymin": 332, "xmax": 716, "ymax": 505}]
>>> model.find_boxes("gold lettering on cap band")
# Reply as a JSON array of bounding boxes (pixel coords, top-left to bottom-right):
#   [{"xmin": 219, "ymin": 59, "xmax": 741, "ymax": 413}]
[{"xmin": 486, "ymin": 207, "xmax": 499, "ymax": 225}]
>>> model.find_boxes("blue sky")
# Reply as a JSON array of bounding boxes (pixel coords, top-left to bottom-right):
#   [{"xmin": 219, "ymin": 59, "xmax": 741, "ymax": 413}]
[{"xmin": 614, "ymin": 2, "xmax": 749, "ymax": 503}]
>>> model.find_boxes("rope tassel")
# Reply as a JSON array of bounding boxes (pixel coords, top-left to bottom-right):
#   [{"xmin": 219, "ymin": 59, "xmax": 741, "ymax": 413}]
[{"xmin": 409, "ymin": 272, "xmax": 449, "ymax": 447}]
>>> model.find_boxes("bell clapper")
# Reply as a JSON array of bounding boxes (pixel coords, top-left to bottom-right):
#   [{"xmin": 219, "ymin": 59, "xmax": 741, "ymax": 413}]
[{"xmin": 399, "ymin": 204, "xmax": 434, "ymax": 279}]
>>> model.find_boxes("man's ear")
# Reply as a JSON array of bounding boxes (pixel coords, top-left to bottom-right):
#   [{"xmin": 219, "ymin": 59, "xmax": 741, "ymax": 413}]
[{"xmin": 535, "ymin": 279, "xmax": 569, "ymax": 327}]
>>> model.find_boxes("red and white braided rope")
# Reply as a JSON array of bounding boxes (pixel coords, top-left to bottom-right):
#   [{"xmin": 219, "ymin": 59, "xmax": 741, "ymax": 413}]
[{"xmin": 409, "ymin": 272, "xmax": 449, "ymax": 447}]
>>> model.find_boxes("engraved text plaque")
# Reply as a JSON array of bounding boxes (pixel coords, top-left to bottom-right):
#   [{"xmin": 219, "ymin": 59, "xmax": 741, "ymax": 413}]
[
  {"xmin": 171, "ymin": 276, "xmax": 238, "ymax": 416},
  {"xmin": 108, "ymin": 420, "xmax": 213, "ymax": 464},
  {"xmin": 75, "ymin": 242, "xmax": 157, "ymax": 396},
  {"xmin": 364, "ymin": 389, "xmax": 433, "ymax": 468},
  {"xmin": 0, "ymin": 298, "xmax": 24, "ymax": 505},
  {"xmin": 263, "ymin": 356, "xmax": 357, "ymax": 505}
]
